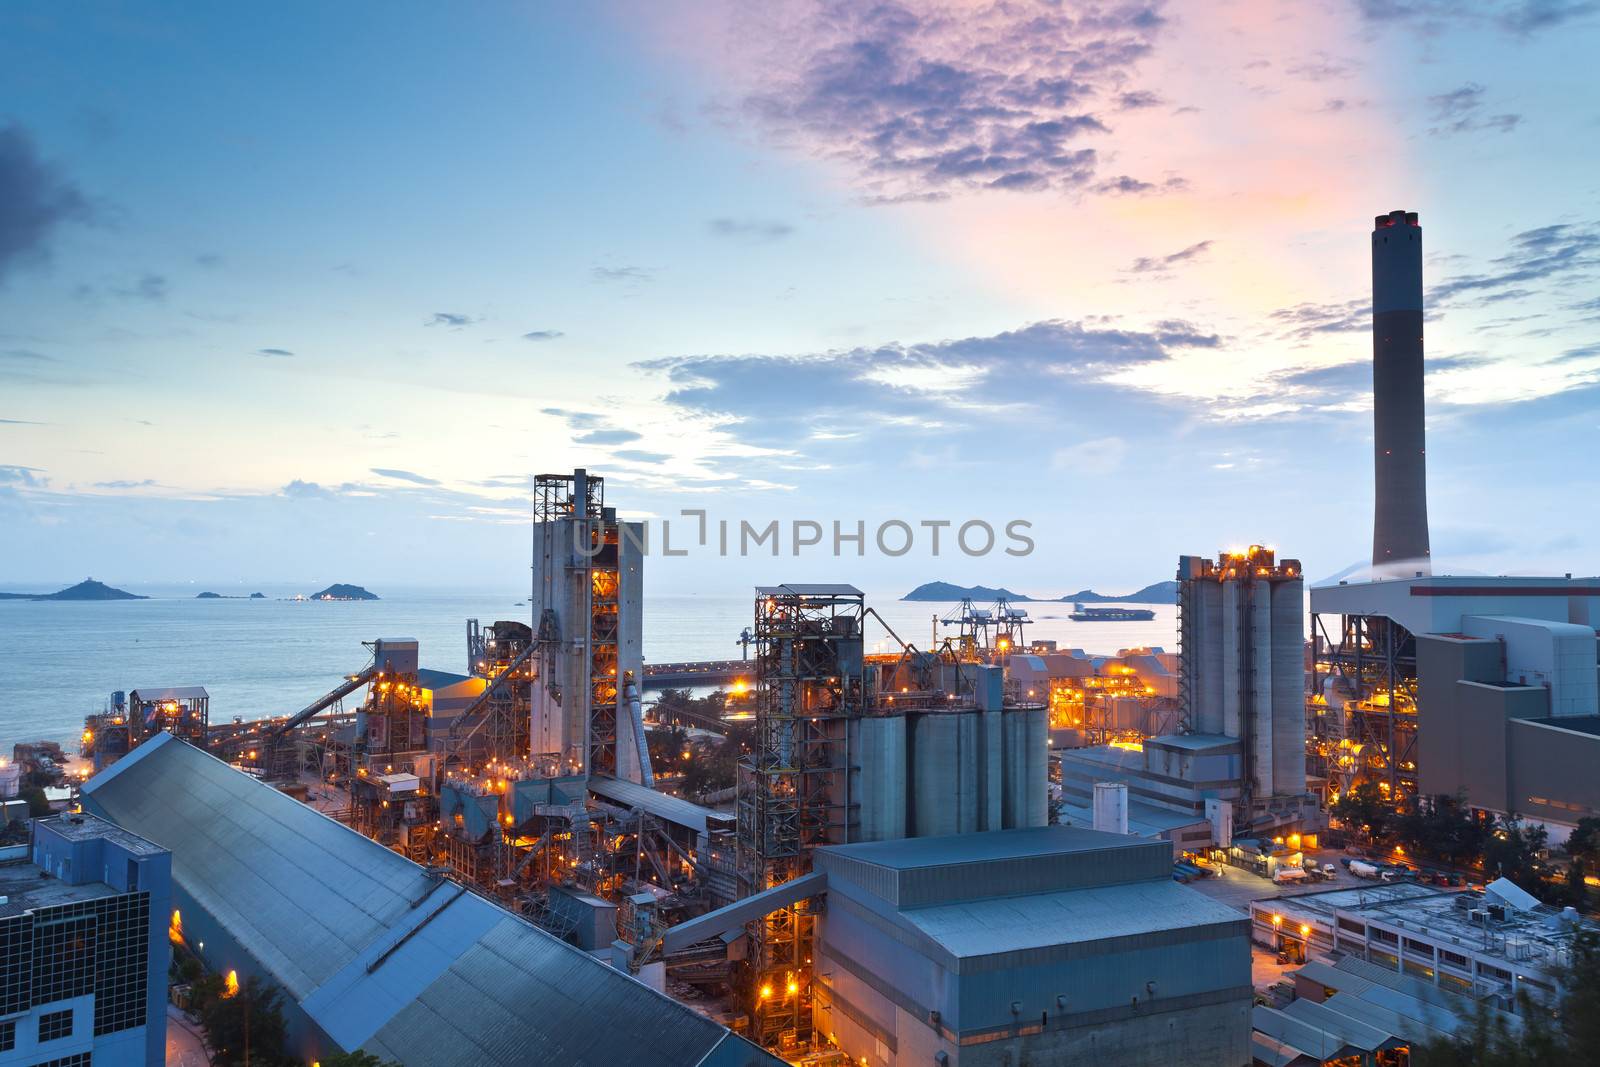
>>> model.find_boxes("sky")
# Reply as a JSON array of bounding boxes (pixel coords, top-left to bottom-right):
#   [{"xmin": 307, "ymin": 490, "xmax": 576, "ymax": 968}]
[{"xmin": 2, "ymin": 0, "xmax": 1598, "ymax": 598}]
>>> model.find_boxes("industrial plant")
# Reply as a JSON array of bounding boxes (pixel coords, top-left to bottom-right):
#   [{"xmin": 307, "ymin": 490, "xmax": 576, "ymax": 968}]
[{"xmin": 10, "ymin": 207, "xmax": 1597, "ymax": 1067}]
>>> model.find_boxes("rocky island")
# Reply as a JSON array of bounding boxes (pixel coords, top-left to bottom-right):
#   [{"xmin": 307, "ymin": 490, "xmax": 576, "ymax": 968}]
[
  {"xmin": 307, "ymin": 583, "xmax": 379, "ymax": 601},
  {"xmin": 0, "ymin": 578, "xmax": 147, "ymax": 601}
]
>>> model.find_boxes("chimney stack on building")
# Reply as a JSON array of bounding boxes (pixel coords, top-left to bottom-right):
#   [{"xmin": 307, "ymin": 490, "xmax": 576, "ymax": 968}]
[{"xmin": 1371, "ymin": 209, "xmax": 1431, "ymax": 572}]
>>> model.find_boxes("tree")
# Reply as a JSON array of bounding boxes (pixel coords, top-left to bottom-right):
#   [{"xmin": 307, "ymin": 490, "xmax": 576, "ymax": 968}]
[
  {"xmin": 198, "ymin": 973, "xmax": 292, "ymax": 1067},
  {"xmin": 1332, "ymin": 782, "xmax": 1391, "ymax": 841},
  {"xmin": 19, "ymin": 785, "xmax": 50, "ymax": 818},
  {"xmin": 323, "ymin": 1052, "xmax": 403, "ymax": 1067},
  {"xmin": 1486, "ymin": 818, "xmax": 1549, "ymax": 894}
]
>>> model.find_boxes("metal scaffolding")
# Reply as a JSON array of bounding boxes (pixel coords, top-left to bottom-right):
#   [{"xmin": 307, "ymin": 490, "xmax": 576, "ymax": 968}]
[
  {"xmin": 1309, "ymin": 611, "xmax": 1418, "ymax": 805},
  {"xmin": 736, "ymin": 584, "xmax": 865, "ymax": 1053}
]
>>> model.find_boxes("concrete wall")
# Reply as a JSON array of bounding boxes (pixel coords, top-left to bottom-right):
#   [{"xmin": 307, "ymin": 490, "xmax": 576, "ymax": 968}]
[
  {"xmin": 1507, "ymin": 719, "xmax": 1600, "ymax": 828},
  {"xmin": 816, "ymin": 892, "xmax": 1251, "ymax": 1067},
  {"xmin": 1462, "ymin": 615, "xmax": 1599, "ymax": 718}
]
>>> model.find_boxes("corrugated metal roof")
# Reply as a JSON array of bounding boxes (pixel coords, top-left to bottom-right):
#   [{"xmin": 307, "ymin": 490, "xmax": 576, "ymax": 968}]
[
  {"xmin": 899, "ymin": 878, "xmax": 1247, "ymax": 959},
  {"xmin": 363, "ymin": 917, "xmax": 777, "ymax": 1067},
  {"xmin": 588, "ymin": 775, "xmax": 735, "ymax": 834},
  {"xmin": 83, "ymin": 733, "xmax": 432, "ymax": 1000},
  {"xmin": 816, "ymin": 825, "xmax": 1172, "ymax": 907},
  {"xmin": 130, "ymin": 685, "xmax": 210, "ymax": 701},
  {"xmin": 1252, "ymin": 1005, "xmax": 1361, "ymax": 1062},
  {"xmin": 1281, "ymin": 997, "xmax": 1399, "ymax": 1051},
  {"xmin": 754, "ymin": 583, "xmax": 863, "ymax": 596},
  {"xmin": 83, "ymin": 735, "xmax": 781, "ymax": 1067}
]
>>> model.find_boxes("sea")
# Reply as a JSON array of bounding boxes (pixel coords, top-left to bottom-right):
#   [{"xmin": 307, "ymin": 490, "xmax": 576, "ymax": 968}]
[{"xmin": 0, "ymin": 583, "xmax": 1177, "ymax": 752}]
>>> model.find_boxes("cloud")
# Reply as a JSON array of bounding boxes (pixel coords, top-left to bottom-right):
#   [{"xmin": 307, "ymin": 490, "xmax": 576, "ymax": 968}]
[
  {"xmin": 522, "ymin": 330, "xmax": 565, "ymax": 342},
  {"xmin": 255, "ymin": 347, "xmax": 295, "ymax": 357},
  {"xmin": 1271, "ymin": 297, "xmax": 1368, "ymax": 340},
  {"xmin": 1431, "ymin": 222, "xmax": 1600, "ymax": 304},
  {"xmin": 0, "ymin": 464, "xmax": 46, "ymax": 487},
  {"xmin": 574, "ymin": 429, "xmax": 645, "ymax": 445},
  {"xmin": 426, "ymin": 312, "xmax": 478, "ymax": 328},
  {"xmin": 591, "ymin": 266, "xmax": 655, "ymax": 284},
  {"xmin": 0, "ymin": 417, "xmax": 46, "ymax": 425},
  {"xmin": 114, "ymin": 273, "xmax": 169, "ymax": 301},
  {"xmin": 1356, "ymin": 0, "xmax": 1597, "ymax": 35},
  {"xmin": 641, "ymin": 317, "xmax": 1218, "ymax": 452},
  {"xmin": 1427, "ymin": 83, "xmax": 1521, "ymax": 135},
  {"xmin": 612, "ymin": 449, "xmax": 673, "ymax": 464},
  {"xmin": 92, "ymin": 479, "xmax": 156, "ymax": 490},
  {"xmin": 707, "ymin": 217, "xmax": 795, "ymax": 242},
  {"xmin": 369, "ymin": 467, "xmax": 441, "ymax": 486},
  {"xmin": 1116, "ymin": 90, "xmax": 1163, "ymax": 110},
  {"xmin": 0, "ymin": 123, "xmax": 90, "ymax": 284},
  {"xmin": 727, "ymin": 0, "xmax": 1169, "ymax": 199},
  {"xmin": 1092, "ymin": 174, "xmax": 1187, "ymax": 196},
  {"xmin": 541, "ymin": 408, "xmax": 604, "ymax": 431},
  {"xmin": 1127, "ymin": 239, "xmax": 1212, "ymax": 274},
  {"xmin": 282, "ymin": 479, "xmax": 337, "ymax": 499}
]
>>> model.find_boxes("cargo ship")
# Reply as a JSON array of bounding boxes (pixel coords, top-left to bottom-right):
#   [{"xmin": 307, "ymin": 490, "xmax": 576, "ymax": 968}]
[{"xmin": 1068, "ymin": 603, "xmax": 1156, "ymax": 622}]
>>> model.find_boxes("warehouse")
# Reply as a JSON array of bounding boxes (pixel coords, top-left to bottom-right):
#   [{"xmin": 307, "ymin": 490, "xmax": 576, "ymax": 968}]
[
  {"xmin": 81, "ymin": 733, "xmax": 780, "ymax": 1066},
  {"xmin": 810, "ymin": 825, "xmax": 1252, "ymax": 1066}
]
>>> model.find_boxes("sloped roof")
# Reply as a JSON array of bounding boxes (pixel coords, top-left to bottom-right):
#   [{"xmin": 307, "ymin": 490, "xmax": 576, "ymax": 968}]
[{"xmin": 83, "ymin": 735, "xmax": 780, "ymax": 1067}]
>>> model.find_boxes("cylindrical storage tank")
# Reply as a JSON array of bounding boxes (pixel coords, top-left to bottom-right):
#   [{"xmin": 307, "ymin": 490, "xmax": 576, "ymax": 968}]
[
  {"xmin": 1024, "ymin": 706, "xmax": 1048, "ymax": 827},
  {"xmin": 850, "ymin": 715, "xmax": 907, "ymax": 842},
  {"xmin": 911, "ymin": 712, "xmax": 979, "ymax": 837},
  {"xmin": 1001, "ymin": 708, "xmax": 1028, "ymax": 828},
  {"xmin": 1093, "ymin": 781, "xmax": 1129, "ymax": 835}
]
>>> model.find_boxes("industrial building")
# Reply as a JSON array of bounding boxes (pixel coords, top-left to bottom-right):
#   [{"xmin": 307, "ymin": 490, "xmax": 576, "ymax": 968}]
[
  {"xmin": 0, "ymin": 814, "xmax": 171, "ymax": 1067},
  {"xmin": 80, "ymin": 733, "xmax": 781, "ymax": 1067},
  {"xmin": 660, "ymin": 825, "xmax": 1252, "ymax": 1066},
  {"xmin": 1255, "ymin": 953, "xmax": 1516, "ymax": 1066},
  {"xmin": 733, "ymin": 583, "xmax": 1049, "ymax": 1052},
  {"xmin": 1057, "ymin": 546, "xmax": 1317, "ymax": 852},
  {"xmin": 1006, "ymin": 645, "xmax": 1180, "ymax": 746},
  {"xmin": 82, "ymin": 685, "xmax": 210, "ymax": 773},
  {"xmin": 811, "ymin": 826, "xmax": 1252, "ymax": 1066},
  {"xmin": 1248, "ymin": 878, "xmax": 1592, "ymax": 1007},
  {"xmin": 1301, "ymin": 209, "xmax": 1600, "ymax": 835},
  {"xmin": 1310, "ymin": 574, "xmax": 1600, "ymax": 835}
]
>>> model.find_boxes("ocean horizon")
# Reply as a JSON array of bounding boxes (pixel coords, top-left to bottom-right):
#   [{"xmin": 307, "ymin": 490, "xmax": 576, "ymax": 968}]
[{"xmin": 0, "ymin": 583, "xmax": 1178, "ymax": 752}]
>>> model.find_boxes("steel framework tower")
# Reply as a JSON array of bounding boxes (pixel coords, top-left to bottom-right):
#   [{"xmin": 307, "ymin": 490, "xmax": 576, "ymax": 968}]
[
  {"xmin": 736, "ymin": 584, "xmax": 865, "ymax": 1053},
  {"xmin": 1372, "ymin": 209, "xmax": 1431, "ymax": 571}
]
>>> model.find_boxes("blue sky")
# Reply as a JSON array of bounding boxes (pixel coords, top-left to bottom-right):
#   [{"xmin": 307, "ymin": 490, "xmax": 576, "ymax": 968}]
[{"xmin": 2, "ymin": 1, "xmax": 1598, "ymax": 596}]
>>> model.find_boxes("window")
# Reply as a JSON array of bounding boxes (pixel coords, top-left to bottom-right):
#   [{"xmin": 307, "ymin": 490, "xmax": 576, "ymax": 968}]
[
  {"xmin": 38, "ymin": 1009, "xmax": 73, "ymax": 1043},
  {"xmin": 1403, "ymin": 937, "xmax": 1434, "ymax": 956},
  {"xmin": 1372, "ymin": 927, "xmax": 1398, "ymax": 945},
  {"xmin": 1337, "ymin": 917, "xmax": 1366, "ymax": 936},
  {"xmin": 92, "ymin": 892, "xmax": 150, "ymax": 1036},
  {"xmin": 0, "ymin": 1018, "xmax": 15, "ymax": 1052},
  {"xmin": 30, "ymin": 1054, "xmax": 91, "ymax": 1067},
  {"xmin": 1440, "ymin": 949, "xmax": 1470, "ymax": 970}
]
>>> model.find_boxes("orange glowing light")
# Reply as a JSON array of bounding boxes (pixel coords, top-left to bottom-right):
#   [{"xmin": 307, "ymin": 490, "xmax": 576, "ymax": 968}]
[{"xmin": 223, "ymin": 970, "xmax": 240, "ymax": 997}]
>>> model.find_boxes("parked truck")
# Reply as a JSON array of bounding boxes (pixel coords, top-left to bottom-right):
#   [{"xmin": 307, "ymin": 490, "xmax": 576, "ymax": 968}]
[{"xmin": 1348, "ymin": 860, "xmax": 1395, "ymax": 881}]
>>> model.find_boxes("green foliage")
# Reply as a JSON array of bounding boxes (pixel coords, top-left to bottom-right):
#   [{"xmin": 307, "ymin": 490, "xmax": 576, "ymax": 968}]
[
  {"xmin": 1412, "ymin": 930, "xmax": 1600, "ymax": 1066},
  {"xmin": 1331, "ymin": 782, "xmax": 1391, "ymax": 840},
  {"xmin": 322, "ymin": 1052, "xmax": 403, "ymax": 1067},
  {"xmin": 19, "ymin": 786, "xmax": 50, "ymax": 817},
  {"xmin": 1564, "ymin": 817, "xmax": 1600, "ymax": 866},
  {"xmin": 651, "ymin": 688, "xmax": 748, "ymax": 800},
  {"xmin": 1394, "ymin": 794, "xmax": 1491, "ymax": 867},
  {"xmin": 1486, "ymin": 819, "xmax": 1549, "ymax": 892},
  {"xmin": 198, "ymin": 973, "xmax": 292, "ymax": 1067}
]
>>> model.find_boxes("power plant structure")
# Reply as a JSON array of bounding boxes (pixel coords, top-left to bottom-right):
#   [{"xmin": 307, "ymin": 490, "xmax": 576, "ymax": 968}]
[
  {"xmin": 1305, "ymin": 211, "xmax": 1600, "ymax": 839},
  {"xmin": 1371, "ymin": 208, "xmax": 1431, "ymax": 573},
  {"xmin": 733, "ymin": 583, "xmax": 1050, "ymax": 1052},
  {"xmin": 1055, "ymin": 546, "xmax": 1318, "ymax": 848}
]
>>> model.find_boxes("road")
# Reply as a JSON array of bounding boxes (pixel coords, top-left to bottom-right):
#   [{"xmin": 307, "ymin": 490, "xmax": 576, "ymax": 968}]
[{"xmin": 165, "ymin": 1004, "xmax": 210, "ymax": 1066}]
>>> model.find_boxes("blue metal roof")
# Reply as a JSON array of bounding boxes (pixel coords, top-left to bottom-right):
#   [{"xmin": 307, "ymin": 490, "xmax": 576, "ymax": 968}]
[{"xmin": 83, "ymin": 734, "xmax": 781, "ymax": 1067}]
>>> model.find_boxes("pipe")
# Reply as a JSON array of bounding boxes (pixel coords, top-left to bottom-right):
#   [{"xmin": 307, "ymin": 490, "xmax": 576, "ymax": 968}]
[{"xmin": 625, "ymin": 676, "xmax": 655, "ymax": 787}]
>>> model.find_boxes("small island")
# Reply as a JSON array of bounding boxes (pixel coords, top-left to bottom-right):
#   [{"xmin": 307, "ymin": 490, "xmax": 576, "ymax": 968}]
[
  {"xmin": 308, "ymin": 583, "xmax": 379, "ymax": 601},
  {"xmin": 0, "ymin": 578, "xmax": 147, "ymax": 601},
  {"xmin": 196, "ymin": 591, "xmax": 268, "ymax": 599},
  {"xmin": 902, "ymin": 580, "xmax": 1178, "ymax": 604}
]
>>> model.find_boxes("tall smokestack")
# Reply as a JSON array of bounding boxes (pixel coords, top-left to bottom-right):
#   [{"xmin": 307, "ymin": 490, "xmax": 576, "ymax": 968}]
[{"xmin": 1371, "ymin": 209, "xmax": 1430, "ymax": 572}]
